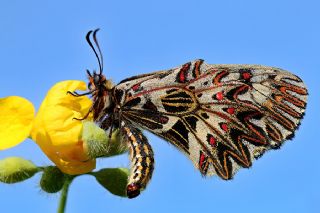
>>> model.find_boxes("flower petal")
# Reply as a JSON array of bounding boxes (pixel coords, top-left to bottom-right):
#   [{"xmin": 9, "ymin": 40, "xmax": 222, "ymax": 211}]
[
  {"xmin": 0, "ymin": 96, "xmax": 35, "ymax": 150},
  {"xmin": 44, "ymin": 148, "xmax": 96, "ymax": 175},
  {"xmin": 31, "ymin": 80, "xmax": 95, "ymax": 174},
  {"xmin": 36, "ymin": 80, "xmax": 92, "ymax": 147}
]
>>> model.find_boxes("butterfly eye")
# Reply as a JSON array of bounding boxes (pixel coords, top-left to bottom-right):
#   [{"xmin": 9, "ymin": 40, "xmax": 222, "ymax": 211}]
[
  {"xmin": 88, "ymin": 82, "xmax": 92, "ymax": 90},
  {"xmin": 94, "ymin": 75, "xmax": 100, "ymax": 84}
]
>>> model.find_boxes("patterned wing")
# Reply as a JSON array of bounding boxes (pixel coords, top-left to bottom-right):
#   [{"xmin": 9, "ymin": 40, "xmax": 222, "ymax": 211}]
[{"xmin": 116, "ymin": 59, "xmax": 308, "ymax": 179}]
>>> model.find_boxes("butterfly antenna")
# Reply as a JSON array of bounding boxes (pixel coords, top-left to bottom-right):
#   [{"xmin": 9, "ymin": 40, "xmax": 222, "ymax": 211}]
[
  {"xmin": 86, "ymin": 69, "xmax": 93, "ymax": 77},
  {"xmin": 93, "ymin": 29, "xmax": 104, "ymax": 75},
  {"xmin": 86, "ymin": 29, "xmax": 103, "ymax": 74}
]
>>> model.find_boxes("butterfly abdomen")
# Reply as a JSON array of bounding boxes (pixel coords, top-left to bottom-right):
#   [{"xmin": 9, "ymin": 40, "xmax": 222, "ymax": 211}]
[{"xmin": 121, "ymin": 124, "xmax": 154, "ymax": 199}]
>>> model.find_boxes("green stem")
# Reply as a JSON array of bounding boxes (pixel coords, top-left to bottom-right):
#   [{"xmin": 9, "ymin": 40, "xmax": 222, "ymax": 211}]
[{"xmin": 57, "ymin": 177, "xmax": 73, "ymax": 213}]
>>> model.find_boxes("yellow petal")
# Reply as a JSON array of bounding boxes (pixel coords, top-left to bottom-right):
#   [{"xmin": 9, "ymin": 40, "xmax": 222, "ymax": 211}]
[
  {"xmin": 0, "ymin": 96, "xmax": 35, "ymax": 150},
  {"xmin": 31, "ymin": 80, "xmax": 92, "ymax": 147},
  {"xmin": 31, "ymin": 80, "xmax": 95, "ymax": 174},
  {"xmin": 43, "ymin": 147, "xmax": 96, "ymax": 175}
]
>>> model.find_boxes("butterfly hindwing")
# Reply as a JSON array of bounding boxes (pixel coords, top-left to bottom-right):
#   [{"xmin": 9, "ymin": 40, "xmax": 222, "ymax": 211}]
[{"xmin": 116, "ymin": 60, "xmax": 307, "ymax": 179}]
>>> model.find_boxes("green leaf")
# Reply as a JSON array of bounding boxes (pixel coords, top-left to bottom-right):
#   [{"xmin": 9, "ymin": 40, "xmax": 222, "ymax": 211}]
[
  {"xmin": 40, "ymin": 166, "xmax": 67, "ymax": 193},
  {"xmin": 92, "ymin": 168, "xmax": 129, "ymax": 197},
  {"xmin": 0, "ymin": 157, "xmax": 39, "ymax": 183}
]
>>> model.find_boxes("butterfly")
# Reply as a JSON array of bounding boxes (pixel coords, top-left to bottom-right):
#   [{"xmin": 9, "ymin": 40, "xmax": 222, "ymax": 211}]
[{"xmin": 71, "ymin": 29, "xmax": 308, "ymax": 198}]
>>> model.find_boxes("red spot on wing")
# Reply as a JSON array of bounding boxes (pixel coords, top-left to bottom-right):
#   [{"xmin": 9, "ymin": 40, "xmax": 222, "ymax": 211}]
[
  {"xmin": 216, "ymin": 92, "xmax": 224, "ymax": 100},
  {"xmin": 242, "ymin": 72, "xmax": 251, "ymax": 80},
  {"xmin": 209, "ymin": 136, "xmax": 216, "ymax": 146},
  {"xmin": 177, "ymin": 62, "xmax": 191, "ymax": 83},
  {"xmin": 179, "ymin": 70, "xmax": 186, "ymax": 82},
  {"xmin": 220, "ymin": 123, "xmax": 228, "ymax": 132},
  {"xmin": 227, "ymin": 107, "xmax": 235, "ymax": 114},
  {"xmin": 199, "ymin": 152, "xmax": 206, "ymax": 168},
  {"xmin": 132, "ymin": 84, "xmax": 140, "ymax": 91}
]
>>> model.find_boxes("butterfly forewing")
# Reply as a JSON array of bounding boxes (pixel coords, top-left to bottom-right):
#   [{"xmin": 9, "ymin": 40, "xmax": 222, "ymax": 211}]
[{"xmin": 115, "ymin": 59, "xmax": 307, "ymax": 179}]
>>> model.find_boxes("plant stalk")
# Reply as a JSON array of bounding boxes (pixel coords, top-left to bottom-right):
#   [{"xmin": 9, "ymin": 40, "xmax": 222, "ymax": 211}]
[{"xmin": 57, "ymin": 177, "xmax": 73, "ymax": 213}]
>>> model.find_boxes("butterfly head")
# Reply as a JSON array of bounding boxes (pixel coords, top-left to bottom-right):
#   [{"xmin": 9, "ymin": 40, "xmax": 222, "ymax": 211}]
[
  {"xmin": 85, "ymin": 29, "xmax": 115, "ymax": 120},
  {"xmin": 87, "ymin": 70, "xmax": 113, "ymax": 93}
]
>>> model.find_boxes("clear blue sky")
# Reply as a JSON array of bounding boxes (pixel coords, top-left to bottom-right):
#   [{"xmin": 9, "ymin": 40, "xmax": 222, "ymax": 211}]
[{"xmin": 0, "ymin": 0, "xmax": 319, "ymax": 212}]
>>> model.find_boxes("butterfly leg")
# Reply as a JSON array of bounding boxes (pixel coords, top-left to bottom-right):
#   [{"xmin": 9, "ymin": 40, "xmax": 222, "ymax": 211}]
[{"xmin": 121, "ymin": 123, "xmax": 154, "ymax": 198}]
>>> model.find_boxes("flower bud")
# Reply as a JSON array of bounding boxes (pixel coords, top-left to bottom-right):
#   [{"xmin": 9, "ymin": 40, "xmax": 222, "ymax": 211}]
[
  {"xmin": 0, "ymin": 157, "xmax": 39, "ymax": 183},
  {"xmin": 82, "ymin": 121, "xmax": 127, "ymax": 159},
  {"xmin": 92, "ymin": 168, "xmax": 129, "ymax": 197},
  {"xmin": 40, "ymin": 166, "xmax": 67, "ymax": 193}
]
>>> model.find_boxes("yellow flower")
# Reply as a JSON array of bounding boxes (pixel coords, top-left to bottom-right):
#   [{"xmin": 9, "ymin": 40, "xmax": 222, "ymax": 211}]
[
  {"xmin": 0, "ymin": 96, "xmax": 35, "ymax": 150},
  {"xmin": 0, "ymin": 80, "xmax": 95, "ymax": 175}
]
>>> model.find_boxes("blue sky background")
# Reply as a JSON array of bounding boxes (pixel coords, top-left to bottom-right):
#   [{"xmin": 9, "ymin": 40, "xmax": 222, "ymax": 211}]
[{"xmin": 0, "ymin": 0, "xmax": 319, "ymax": 212}]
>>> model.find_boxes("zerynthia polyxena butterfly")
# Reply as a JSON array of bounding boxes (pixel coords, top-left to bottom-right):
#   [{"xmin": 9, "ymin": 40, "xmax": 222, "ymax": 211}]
[{"xmin": 70, "ymin": 29, "xmax": 308, "ymax": 198}]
